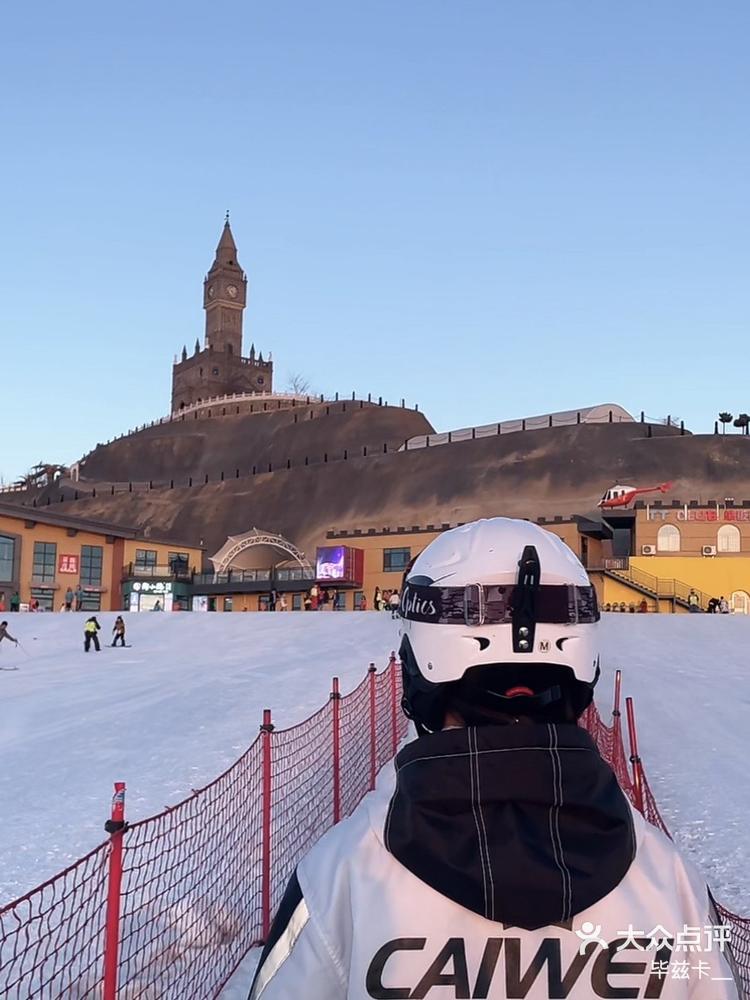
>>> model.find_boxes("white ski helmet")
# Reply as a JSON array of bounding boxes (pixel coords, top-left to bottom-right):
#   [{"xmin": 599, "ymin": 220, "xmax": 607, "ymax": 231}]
[{"xmin": 399, "ymin": 517, "xmax": 600, "ymax": 731}]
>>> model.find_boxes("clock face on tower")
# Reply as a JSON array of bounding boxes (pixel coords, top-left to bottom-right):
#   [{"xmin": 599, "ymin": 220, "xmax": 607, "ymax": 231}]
[
  {"xmin": 207, "ymin": 285, "xmax": 215, "ymax": 298},
  {"xmin": 226, "ymin": 284, "xmax": 238, "ymax": 299}
]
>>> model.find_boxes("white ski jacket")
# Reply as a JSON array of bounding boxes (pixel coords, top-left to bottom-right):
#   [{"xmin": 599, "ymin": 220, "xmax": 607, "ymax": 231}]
[{"xmin": 249, "ymin": 724, "xmax": 739, "ymax": 999}]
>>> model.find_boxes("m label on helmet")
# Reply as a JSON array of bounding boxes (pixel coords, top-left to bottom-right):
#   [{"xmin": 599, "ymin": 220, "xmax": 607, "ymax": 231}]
[{"xmin": 538, "ymin": 640, "xmax": 550, "ymax": 653}]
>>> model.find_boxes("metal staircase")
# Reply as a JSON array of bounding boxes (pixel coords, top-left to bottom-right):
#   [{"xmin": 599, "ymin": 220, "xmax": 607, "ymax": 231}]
[{"xmin": 601, "ymin": 560, "xmax": 711, "ymax": 611}]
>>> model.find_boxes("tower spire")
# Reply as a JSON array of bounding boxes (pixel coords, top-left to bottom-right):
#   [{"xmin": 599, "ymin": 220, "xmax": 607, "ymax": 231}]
[{"xmin": 213, "ymin": 215, "xmax": 238, "ymax": 267}]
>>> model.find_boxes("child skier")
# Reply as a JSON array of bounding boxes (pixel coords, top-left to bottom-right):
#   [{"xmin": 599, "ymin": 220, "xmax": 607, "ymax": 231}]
[
  {"xmin": 83, "ymin": 616, "xmax": 101, "ymax": 652},
  {"xmin": 248, "ymin": 518, "xmax": 738, "ymax": 999},
  {"xmin": 111, "ymin": 616, "xmax": 126, "ymax": 647}
]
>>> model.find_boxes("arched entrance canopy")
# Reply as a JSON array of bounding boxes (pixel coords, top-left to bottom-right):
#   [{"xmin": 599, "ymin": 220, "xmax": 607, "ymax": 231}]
[{"xmin": 211, "ymin": 528, "xmax": 311, "ymax": 576}]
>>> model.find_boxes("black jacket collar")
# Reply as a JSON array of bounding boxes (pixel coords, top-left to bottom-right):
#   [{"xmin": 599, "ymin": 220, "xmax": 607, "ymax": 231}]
[{"xmin": 384, "ymin": 723, "xmax": 636, "ymax": 930}]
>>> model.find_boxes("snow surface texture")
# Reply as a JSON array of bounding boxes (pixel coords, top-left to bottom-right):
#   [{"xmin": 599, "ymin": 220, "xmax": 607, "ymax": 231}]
[
  {"xmin": 0, "ymin": 611, "xmax": 401, "ymax": 902},
  {"xmin": 1, "ymin": 613, "xmax": 747, "ymax": 921}
]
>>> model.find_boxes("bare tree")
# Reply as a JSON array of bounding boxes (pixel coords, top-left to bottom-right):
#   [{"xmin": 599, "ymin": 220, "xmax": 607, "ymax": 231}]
[{"xmin": 286, "ymin": 373, "xmax": 313, "ymax": 396}]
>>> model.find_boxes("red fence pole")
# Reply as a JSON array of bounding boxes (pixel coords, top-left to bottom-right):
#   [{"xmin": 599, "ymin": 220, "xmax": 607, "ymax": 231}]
[
  {"xmin": 612, "ymin": 669, "xmax": 623, "ymax": 765},
  {"xmin": 389, "ymin": 651, "xmax": 399, "ymax": 758},
  {"xmin": 625, "ymin": 697, "xmax": 644, "ymax": 814},
  {"xmin": 331, "ymin": 677, "xmax": 341, "ymax": 824},
  {"xmin": 260, "ymin": 708, "xmax": 274, "ymax": 942},
  {"xmin": 103, "ymin": 781, "xmax": 126, "ymax": 1000},
  {"xmin": 368, "ymin": 664, "xmax": 377, "ymax": 790}
]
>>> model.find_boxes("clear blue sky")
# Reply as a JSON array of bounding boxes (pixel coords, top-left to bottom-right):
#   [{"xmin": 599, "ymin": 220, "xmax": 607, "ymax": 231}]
[{"xmin": 1, "ymin": 1, "xmax": 748, "ymax": 482}]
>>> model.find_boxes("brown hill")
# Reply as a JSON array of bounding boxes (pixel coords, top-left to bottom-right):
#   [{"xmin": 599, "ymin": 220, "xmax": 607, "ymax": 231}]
[
  {"xmin": 77, "ymin": 400, "xmax": 433, "ymax": 484},
  {"xmin": 38, "ymin": 423, "xmax": 750, "ymax": 559}
]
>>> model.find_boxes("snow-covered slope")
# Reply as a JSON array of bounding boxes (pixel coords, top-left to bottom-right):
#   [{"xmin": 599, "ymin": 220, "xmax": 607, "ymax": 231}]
[
  {"xmin": 1, "ymin": 612, "xmax": 747, "ymax": 914},
  {"xmin": 598, "ymin": 614, "xmax": 748, "ymax": 912},
  {"xmin": 0, "ymin": 611, "xmax": 401, "ymax": 902}
]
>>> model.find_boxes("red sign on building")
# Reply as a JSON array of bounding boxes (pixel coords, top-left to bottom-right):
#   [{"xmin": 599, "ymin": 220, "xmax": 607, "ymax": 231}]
[{"xmin": 58, "ymin": 554, "xmax": 79, "ymax": 575}]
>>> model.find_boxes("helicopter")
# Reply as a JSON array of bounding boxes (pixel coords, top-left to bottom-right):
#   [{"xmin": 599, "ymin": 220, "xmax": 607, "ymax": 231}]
[{"xmin": 598, "ymin": 481, "xmax": 673, "ymax": 509}]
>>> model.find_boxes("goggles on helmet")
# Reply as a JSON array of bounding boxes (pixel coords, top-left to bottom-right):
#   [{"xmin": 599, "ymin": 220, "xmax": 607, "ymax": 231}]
[{"xmin": 399, "ymin": 581, "xmax": 599, "ymax": 627}]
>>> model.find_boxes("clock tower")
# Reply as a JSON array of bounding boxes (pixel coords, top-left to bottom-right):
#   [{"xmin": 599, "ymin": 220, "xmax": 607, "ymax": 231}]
[
  {"xmin": 170, "ymin": 219, "xmax": 274, "ymax": 412},
  {"xmin": 203, "ymin": 218, "xmax": 246, "ymax": 357}
]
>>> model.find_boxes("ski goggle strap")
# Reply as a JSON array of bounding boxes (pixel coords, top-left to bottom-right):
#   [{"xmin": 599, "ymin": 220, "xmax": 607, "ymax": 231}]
[{"xmin": 399, "ymin": 582, "xmax": 599, "ymax": 626}]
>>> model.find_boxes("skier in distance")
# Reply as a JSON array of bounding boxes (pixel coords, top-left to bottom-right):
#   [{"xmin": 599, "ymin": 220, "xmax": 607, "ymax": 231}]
[
  {"xmin": 84, "ymin": 616, "xmax": 101, "ymax": 652},
  {"xmin": 0, "ymin": 621, "xmax": 19, "ymax": 646},
  {"xmin": 111, "ymin": 615, "xmax": 126, "ymax": 647},
  {"xmin": 248, "ymin": 518, "xmax": 738, "ymax": 999}
]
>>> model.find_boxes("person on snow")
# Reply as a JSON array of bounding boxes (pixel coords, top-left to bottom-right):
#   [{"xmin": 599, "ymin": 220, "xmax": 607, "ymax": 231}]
[
  {"xmin": 64, "ymin": 587, "xmax": 75, "ymax": 611},
  {"xmin": 111, "ymin": 616, "xmax": 126, "ymax": 647},
  {"xmin": 84, "ymin": 616, "xmax": 101, "ymax": 652},
  {"xmin": 687, "ymin": 589, "xmax": 700, "ymax": 613},
  {"xmin": 718, "ymin": 596, "xmax": 730, "ymax": 614},
  {"xmin": 248, "ymin": 518, "xmax": 739, "ymax": 1000},
  {"xmin": 0, "ymin": 621, "xmax": 19, "ymax": 647},
  {"xmin": 9, "ymin": 592, "xmax": 20, "ymax": 613},
  {"xmin": 388, "ymin": 589, "xmax": 400, "ymax": 619}
]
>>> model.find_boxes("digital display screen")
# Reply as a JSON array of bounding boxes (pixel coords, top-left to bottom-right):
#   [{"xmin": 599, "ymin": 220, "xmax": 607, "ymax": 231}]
[{"xmin": 316, "ymin": 546, "xmax": 346, "ymax": 580}]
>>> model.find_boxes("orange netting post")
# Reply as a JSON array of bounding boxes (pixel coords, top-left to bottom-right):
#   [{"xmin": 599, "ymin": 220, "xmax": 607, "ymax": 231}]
[
  {"xmin": 389, "ymin": 652, "xmax": 399, "ymax": 758},
  {"xmin": 625, "ymin": 696, "xmax": 644, "ymax": 814},
  {"xmin": 368, "ymin": 663, "xmax": 377, "ymax": 790},
  {"xmin": 260, "ymin": 708, "xmax": 274, "ymax": 941},
  {"xmin": 103, "ymin": 781, "xmax": 126, "ymax": 1000},
  {"xmin": 331, "ymin": 677, "xmax": 342, "ymax": 824}
]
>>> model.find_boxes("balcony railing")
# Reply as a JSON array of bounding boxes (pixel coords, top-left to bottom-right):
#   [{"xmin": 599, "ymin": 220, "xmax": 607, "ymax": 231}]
[{"xmin": 192, "ymin": 567, "xmax": 316, "ymax": 586}]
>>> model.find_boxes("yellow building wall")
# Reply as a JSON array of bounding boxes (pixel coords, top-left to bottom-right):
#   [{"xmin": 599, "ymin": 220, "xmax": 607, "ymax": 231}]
[
  {"xmin": 630, "ymin": 556, "xmax": 750, "ymax": 604},
  {"xmin": 600, "ymin": 575, "xmax": 657, "ymax": 612},
  {"xmin": 0, "ymin": 513, "xmax": 117, "ymax": 608},
  {"xmin": 0, "ymin": 512, "xmax": 203, "ymax": 612}
]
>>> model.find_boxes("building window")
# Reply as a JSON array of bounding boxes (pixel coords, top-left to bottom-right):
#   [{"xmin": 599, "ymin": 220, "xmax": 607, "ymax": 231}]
[
  {"xmin": 135, "ymin": 549, "xmax": 157, "ymax": 572},
  {"xmin": 333, "ymin": 592, "xmax": 346, "ymax": 610},
  {"xmin": 79, "ymin": 591, "xmax": 102, "ymax": 613},
  {"xmin": 292, "ymin": 593, "xmax": 302, "ymax": 611},
  {"xmin": 383, "ymin": 547, "xmax": 411, "ymax": 572},
  {"xmin": 227, "ymin": 344, "xmax": 233, "ymax": 355},
  {"xmin": 223, "ymin": 597, "xmax": 233, "ymax": 612},
  {"xmin": 33, "ymin": 541, "xmax": 57, "ymax": 582},
  {"xmin": 354, "ymin": 591, "xmax": 365, "ymax": 610},
  {"xmin": 0, "ymin": 535, "xmax": 15, "ymax": 582},
  {"xmin": 30, "ymin": 587, "xmax": 55, "ymax": 611},
  {"xmin": 168, "ymin": 552, "xmax": 190, "ymax": 577},
  {"xmin": 717, "ymin": 524, "xmax": 741, "ymax": 553},
  {"xmin": 80, "ymin": 545, "xmax": 103, "ymax": 586},
  {"xmin": 656, "ymin": 525, "xmax": 680, "ymax": 553},
  {"xmin": 257, "ymin": 376, "xmax": 265, "ymax": 386},
  {"xmin": 731, "ymin": 591, "xmax": 749, "ymax": 614},
  {"xmin": 212, "ymin": 367, "xmax": 220, "ymax": 376}
]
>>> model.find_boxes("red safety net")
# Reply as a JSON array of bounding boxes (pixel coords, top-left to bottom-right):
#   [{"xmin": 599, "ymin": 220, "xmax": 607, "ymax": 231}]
[
  {"xmin": 1, "ymin": 656, "xmax": 747, "ymax": 999},
  {"xmin": 583, "ymin": 688, "xmax": 749, "ymax": 998},
  {"xmin": 0, "ymin": 844, "xmax": 109, "ymax": 999},
  {"xmin": 0, "ymin": 654, "xmax": 405, "ymax": 1000}
]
